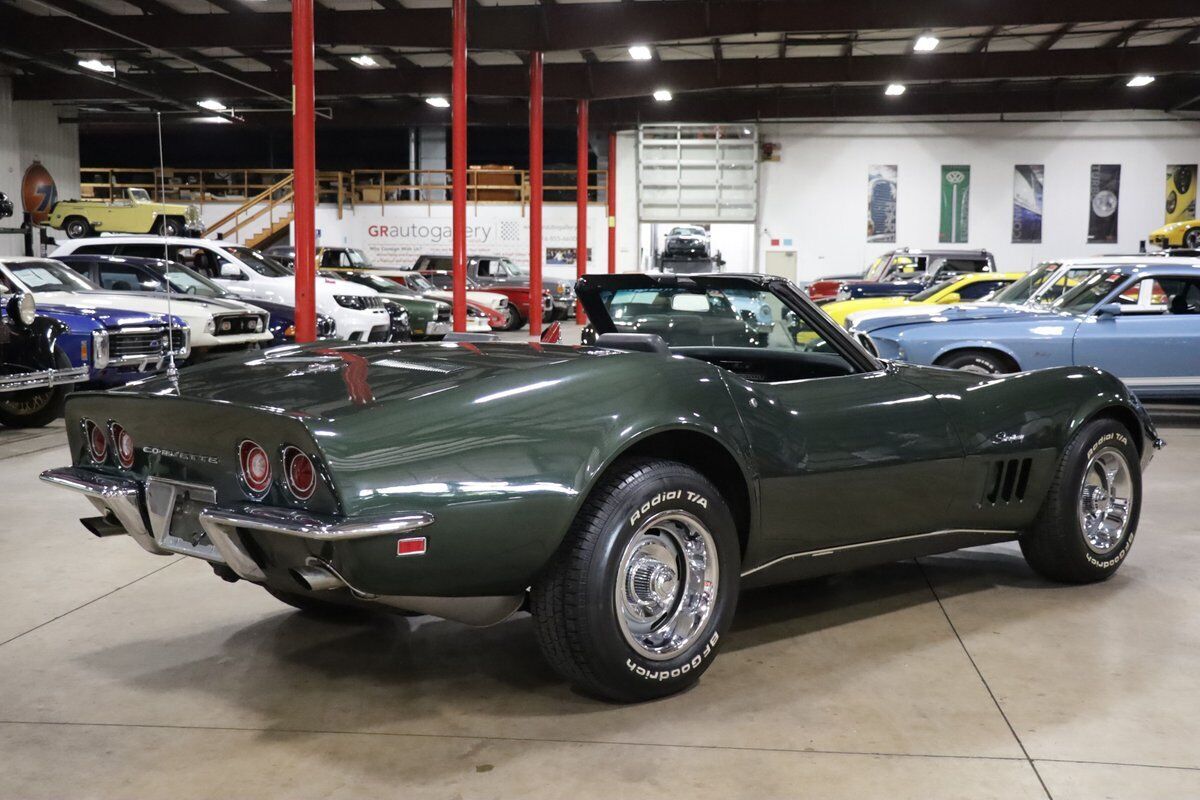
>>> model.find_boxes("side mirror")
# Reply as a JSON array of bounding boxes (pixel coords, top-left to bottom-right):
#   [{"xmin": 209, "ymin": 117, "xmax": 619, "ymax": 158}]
[
  {"xmin": 540, "ymin": 321, "xmax": 562, "ymax": 344},
  {"xmin": 1095, "ymin": 303, "xmax": 1123, "ymax": 318},
  {"xmin": 219, "ymin": 263, "xmax": 244, "ymax": 280},
  {"xmin": 939, "ymin": 293, "xmax": 962, "ymax": 305}
]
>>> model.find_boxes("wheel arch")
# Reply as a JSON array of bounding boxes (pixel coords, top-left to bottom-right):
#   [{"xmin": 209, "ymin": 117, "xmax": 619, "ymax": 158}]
[
  {"xmin": 1078, "ymin": 404, "xmax": 1145, "ymax": 457},
  {"xmin": 585, "ymin": 426, "xmax": 756, "ymax": 559},
  {"xmin": 933, "ymin": 343, "xmax": 1022, "ymax": 372}
]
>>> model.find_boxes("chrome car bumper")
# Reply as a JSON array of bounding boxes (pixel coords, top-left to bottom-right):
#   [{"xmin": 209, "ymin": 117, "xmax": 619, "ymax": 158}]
[{"xmin": 1, "ymin": 365, "xmax": 89, "ymax": 392}]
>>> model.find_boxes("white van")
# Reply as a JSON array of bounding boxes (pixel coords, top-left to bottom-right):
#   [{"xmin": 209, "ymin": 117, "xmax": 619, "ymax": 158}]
[{"xmin": 52, "ymin": 237, "xmax": 390, "ymax": 341}]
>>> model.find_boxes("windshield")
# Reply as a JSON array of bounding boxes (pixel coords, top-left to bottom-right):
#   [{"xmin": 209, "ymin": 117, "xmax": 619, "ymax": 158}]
[
  {"xmin": 406, "ymin": 272, "xmax": 438, "ymax": 292},
  {"xmin": 224, "ymin": 245, "xmax": 292, "ymax": 277},
  {"xmin": 147, "ymin": 262, "xmax": 228, "ymax": 297},
  {"xmin": 601, "ymin": 285, "xmax": 835, "ymax": 351},
  {"xmin": 499, "ymin": 258, "xmax": 527, "ymax": 277},
  {"xmin": 909, "ymin": 278, "xmax": 959, "ymax": 303},
  {"xmin": 990, "ymin": 263, "xmax": 1058, "ymax": 304},
  {"xmin": 346, "ymin": 249, "xmax": 372, "ymax": 267},
  {"xmin": 1053, "ymin": 270, "xmax": 1129, "ymax": 314},
  {"xmin": 324, "ymin": 270, "xmax": 395, "ymax": 293},
  {"xmin": 6, "ymin": 260, "xmax": 99, "ymax": 292},
  {"xmin": 128, "ymin": 188, "xmax": 151, "ymax": 203}
]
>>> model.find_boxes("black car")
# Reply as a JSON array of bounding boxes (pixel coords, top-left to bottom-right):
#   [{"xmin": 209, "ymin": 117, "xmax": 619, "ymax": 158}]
[{"xmin": 0, "ymin": 291, "xmax": 88, "ymax": 428}]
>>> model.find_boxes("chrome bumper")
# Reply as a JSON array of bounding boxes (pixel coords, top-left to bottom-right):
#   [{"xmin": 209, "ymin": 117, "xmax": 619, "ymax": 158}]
[
  {"xmin": 39, "ymin": 466, "xmax": 434, "ymax": 583},
  {"xmin": 1, "ymin": 365, "xmax": 89, "ymax": 392}
]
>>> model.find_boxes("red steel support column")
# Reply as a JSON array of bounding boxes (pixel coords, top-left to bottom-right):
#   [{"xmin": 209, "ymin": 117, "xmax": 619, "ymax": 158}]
[
  {"xmin": 291, "ymin": 0, "xmax": 316, "ymax": 342},
  {"xmin": 451, "ymin": 0, "xmax": 468, "ymax": 333},
  {"xmin": 607, "ymin": 130, "xmax": 617, "ymax": 275},
  {"xmin": 528, "ymin": 51, "xmax": 544, "ymax": 341},
  {"xmin": 575, "ymin": 99, "xmax": 588, "ymax": 322}
]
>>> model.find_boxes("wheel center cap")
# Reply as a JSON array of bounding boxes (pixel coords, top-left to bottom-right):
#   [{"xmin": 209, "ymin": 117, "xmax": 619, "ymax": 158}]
[{"xmin": 629, "ymin": 558, "xmax": 679, "ymax": 608}]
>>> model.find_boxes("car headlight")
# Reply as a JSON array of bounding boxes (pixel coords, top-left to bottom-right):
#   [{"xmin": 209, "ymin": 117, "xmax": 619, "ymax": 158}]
[
  {"xmin": 91, "ymin": 329, "xmax": 110, "ymax": 370},
  {"xmin": 7, "ymin": 293, "xmax": 36, "ymax": 327},
  {"xmin": 204, "ymin": 318, "xmax": 215, "ymax": 334},
  {"xmin": 334, "ymin": 294, "xmax": 368, "ymax": 310}
]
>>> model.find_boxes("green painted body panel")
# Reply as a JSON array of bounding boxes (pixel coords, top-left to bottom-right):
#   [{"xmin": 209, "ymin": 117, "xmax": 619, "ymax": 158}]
[
  {"xmin": 380, "ymin": 295, "xmax": 439, "ymax": 336},
  {"xmin": 59, "ymin": 336, "xmax": 1149, "ymax": 599}
]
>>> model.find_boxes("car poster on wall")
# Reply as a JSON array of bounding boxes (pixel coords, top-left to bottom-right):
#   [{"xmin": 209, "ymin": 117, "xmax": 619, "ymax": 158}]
[
  {"xmin": 867, "ymin": 165, "xmax": 897, "ymax": 243},
  {"xmin": 1165, "ymin": 164, "xmax": 1197, "ymax": 224},
  {"xmin": 1087, "ymin": 164, "xmax": 1121, "ymax": 244},
  {"xmin": 939, "ymin": 165, "xmax": 970, "ymax": 243},
  {"xmin": 1012, "ymin": 164, "xmax": 1044, "ymax": 244}
]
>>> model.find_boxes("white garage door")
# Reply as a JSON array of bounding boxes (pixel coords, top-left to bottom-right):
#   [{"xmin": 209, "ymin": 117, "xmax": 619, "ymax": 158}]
[{"xmin": 637, "ymin": 124, "xmax": 758, "ymax": 223}]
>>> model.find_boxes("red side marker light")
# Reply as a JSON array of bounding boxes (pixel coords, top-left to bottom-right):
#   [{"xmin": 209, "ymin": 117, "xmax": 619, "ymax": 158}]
[{"xmin": 397, "ymin": 537, "xmax": 427, "ymax": 557}]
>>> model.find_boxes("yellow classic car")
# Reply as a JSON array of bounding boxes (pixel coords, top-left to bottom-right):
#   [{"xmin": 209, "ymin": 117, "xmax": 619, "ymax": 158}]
[
  {"xmin": 46, "ymin": 188, "xmax": 203, "ymax": 239},
  {"xmin": 821, "ymin": 272, "xmax": 1025, "ymax": 328},
  {"xmin": 1148, "ymin": 218, "xmax": 1200, "ymax": 250}
]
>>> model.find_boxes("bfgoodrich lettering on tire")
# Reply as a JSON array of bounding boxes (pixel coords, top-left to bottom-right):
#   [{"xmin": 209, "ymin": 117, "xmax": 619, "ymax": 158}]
[
  {"xmin": 531, "ymin": 457, "xmax": 740, "ymax": 702},
  {"xmin": 1020, "ymin": 418, "xmax": 1142, "ymax": 583}
]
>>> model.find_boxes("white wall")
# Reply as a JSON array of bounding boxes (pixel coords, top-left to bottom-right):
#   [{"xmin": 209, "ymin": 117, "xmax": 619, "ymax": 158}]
[
  {"xmin": 613, "ymin": 116, "xmax": 1200, "ymax": 282},
  {"xmin": 0, "ymin": 77, "xmax": 81, "ymax": 257},
  {"xmin": 755, "ymin": 118, "xmax": 1200, "ymax": 281}
]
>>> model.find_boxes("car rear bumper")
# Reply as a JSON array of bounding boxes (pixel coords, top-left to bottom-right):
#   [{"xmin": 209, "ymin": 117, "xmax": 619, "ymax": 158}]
[{"xmin": 1, "ymin": 365, "xmax": 89, "ymax": 393}]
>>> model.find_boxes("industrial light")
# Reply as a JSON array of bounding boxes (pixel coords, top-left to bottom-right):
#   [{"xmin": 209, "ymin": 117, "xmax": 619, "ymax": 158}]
[
  {"xmin": 196, "ymin": 99, "xmax": 227, "ymax": 111},
  {"xmin": 885, "ymin": 83, "xmax": 907, "ymax": 96},
  {"xmin": 653, "ymin": 89, "xmax": 673, "ymax": 102},
  {"xmin": 425, "ymin": 96, "xmax": 450, "ymax": 108},
  {"xmin": 628, "ymin": 45, "xmax": 653, "ymax": 61},
  {"xmin": 78, "ymin": 59, "xmax": 115, "ymax": 74},
  {"xmin": 913, "ymin": 35, "xmax": 939, "ymax": 52},
  {"xmin": 1127, "ymin": 75, "xmax": 1155, "ymax": 87},
  {"xmin": 350, "ymin": 54, "xmax": 378, "ymax": 68}
]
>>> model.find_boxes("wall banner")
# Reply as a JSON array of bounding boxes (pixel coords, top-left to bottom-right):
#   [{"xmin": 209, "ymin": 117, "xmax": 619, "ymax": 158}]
[
  {"xmin": 1165, "ymin": 164, "xmax": 1197, "ymax": 224},
  {"xmin": 1012, "ymin": 164, "xmax": 1044, "ymax": 244},
  {"xmin": 939, "ymin": 165, "xmax": 970, "ymax": 243},
  {"xmin": 1087, "ymin": 164, "xmax": 1121, "ymax": 244},
  {"xmin": 867, "ymin": 165, "xmax": 897, "ymax": 243}
]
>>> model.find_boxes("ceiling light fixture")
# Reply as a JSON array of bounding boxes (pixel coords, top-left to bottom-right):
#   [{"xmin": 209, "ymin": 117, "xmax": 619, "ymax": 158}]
[
  {"xmin": 196, "ymin": 99, "xmax": 227, "ymax": 111},
  {"xmin": 350, "ymin": 54, "xmax": 378, "ymax": 68},
  {"xmin": 1126, "ymin": 75, "xmax": 1155, "ymax": 87},
  {"xmin": 78, "ymin": 59, "xmax": 115, "ymax": 74},
  {"xmin": 653, "ymin": 89, "xmax": 673, "ymax": 102},
  {"xmin": 628, "ymin": 45, "xmax": 653, "ymax": 61},
  {"xmin": 913, "ymin": 35, "xmax": 939, "ymax": 52},
  {"xmin": 884, "ymin": 83, "xmax": 907, "ymax": 96},
  {"xmin": 425, "ymin": 96, "xmax": 450, "ymax": 108}
]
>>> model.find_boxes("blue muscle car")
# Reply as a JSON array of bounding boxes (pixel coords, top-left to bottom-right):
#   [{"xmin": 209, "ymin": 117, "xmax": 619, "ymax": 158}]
[{"xmin": 851, "ymin": 257, "xmax": 1200, "ymax": 398}]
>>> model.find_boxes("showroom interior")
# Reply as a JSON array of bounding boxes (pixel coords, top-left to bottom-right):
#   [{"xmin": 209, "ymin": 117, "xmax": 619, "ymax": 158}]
[{"xmin": 2, "ymin": 1, "xmax": 1200, "ymax": 798}]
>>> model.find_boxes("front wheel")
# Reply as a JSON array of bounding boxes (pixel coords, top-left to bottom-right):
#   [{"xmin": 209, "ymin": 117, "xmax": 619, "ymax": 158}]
[
  {"xmin": 0, "ymin": 351, "xmax": 72, "ymax": 428},
  {"xmin": 1184, "ymin": 228, "xmax": 1200, "ymax": 249},
  {"xmin": 494, "ymin": 305, "xmax": 523, "ymax": 331},
  {"xmin": 1020, "ymin": 418, "xmax": 1142, "ymax": 583},
  {"xmin": 937, "ymin": 349, "xmax": 1015, "ymax": 375},
  {"xmin": 155, "ymin": 216, "xmax": 183, "ymax": 237},
  {"xmin": 531, "ymin": 458, "xmax": 740, "ymax": 702}
]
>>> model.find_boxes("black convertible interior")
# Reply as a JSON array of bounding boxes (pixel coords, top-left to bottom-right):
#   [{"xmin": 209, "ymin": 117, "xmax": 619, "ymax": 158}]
[{"xmin": 594, "ymin": 333, "xmax": 856, "ymax": 383}]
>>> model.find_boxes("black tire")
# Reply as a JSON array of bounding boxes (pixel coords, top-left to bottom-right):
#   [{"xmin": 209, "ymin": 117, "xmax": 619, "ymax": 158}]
[
  {"xmin": 531, "ymin": 458, "xmax": 740, "ymax": 702},
  {"xmin": 0, "ymin": 351, "xmax": 71, "ymax": 428},
  {"xmin": 1020, "ymin": 418, "xmax": 1142, "ymax": 584},
  {"xmin": 1184, "ymin": 228, "xmax": 1200, "ymax": 249},
  {"xmin": 937, "ymin": 349, "xmax": 1015, "ymax": 375},
  {"xmin": 263, "ymin": 586, "xmax": 375, "ymax": 619},
  {"xmin": 155, "ymin": 216, "xmax": 183, "ymax": 237},
  {"xmin": 495, "ymin": 305, "xmax": 523, "ymax": 331},
  {"xmin": 63, "ymin": 217, "xmax": 92, "ymax": 239}
]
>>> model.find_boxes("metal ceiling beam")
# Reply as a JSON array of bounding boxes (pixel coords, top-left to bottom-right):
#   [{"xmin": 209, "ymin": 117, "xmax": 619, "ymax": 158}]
[
  {"xmin": 16, "ymin": 42, "xmax": 1198, "ymax": 102},
  {"xmin": 3, "ymin": 0, "xmax": 1198, "ymax": 52}
]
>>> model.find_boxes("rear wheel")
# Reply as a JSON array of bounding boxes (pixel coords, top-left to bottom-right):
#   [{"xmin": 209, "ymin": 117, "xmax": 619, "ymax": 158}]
[
  {"xmin": 937, "ymin": 349, "xmax": 1015, "ymax": 375},
  {"xmin": 531, "ymin": 458, "xmax": 740, "ymax": 702},
  {"xmin": 1020, "ymin": 418, "xmax": 1142, "ymax": 583},
  {"xmin": 63, "ymin": 217, "xmax": 92, "ymax": 239}
]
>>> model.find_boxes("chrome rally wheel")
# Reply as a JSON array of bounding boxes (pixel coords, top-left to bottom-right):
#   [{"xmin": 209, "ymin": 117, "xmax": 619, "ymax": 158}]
[
  {"xmin": 615, "ymin": 511, "xmax": 718, "ymax": 661},
  {"xmin": 1078, "ymin": 447, "xmax": 1133, "ymax": 555}
]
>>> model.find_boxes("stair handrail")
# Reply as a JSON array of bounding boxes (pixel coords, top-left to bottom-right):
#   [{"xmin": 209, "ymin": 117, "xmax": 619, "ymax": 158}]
[{"xmin": 208, "ymin": 173, "xmax": 295, "ymax": 239}]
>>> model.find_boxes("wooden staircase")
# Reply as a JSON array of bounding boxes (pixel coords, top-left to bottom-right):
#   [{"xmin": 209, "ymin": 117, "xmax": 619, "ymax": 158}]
[{"xmin": 207, "ymin": 174, "xmax": 294, "ymax": 247}]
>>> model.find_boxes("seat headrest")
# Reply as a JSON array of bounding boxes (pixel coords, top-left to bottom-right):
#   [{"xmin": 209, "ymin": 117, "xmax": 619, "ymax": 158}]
[{"xmin": 594, "ymin": 333, "xmax": 671, "ymax": 354}]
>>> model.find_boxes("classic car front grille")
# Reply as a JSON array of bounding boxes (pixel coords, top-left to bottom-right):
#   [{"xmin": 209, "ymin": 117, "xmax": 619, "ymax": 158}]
[
  {"xmin": 436, "ymin": 306, "xmax": 451, "ymax": 322},
  {"xmin": 212, "ymin": 314, "xmax": 263, "ymax": 336},
  {"xmin": 109, "ymin": 327, "xmax": 185, "ymax": 362},
  {"xmin": 983, "ymin": 458, "xmax": 1032, "ymax": 505}
]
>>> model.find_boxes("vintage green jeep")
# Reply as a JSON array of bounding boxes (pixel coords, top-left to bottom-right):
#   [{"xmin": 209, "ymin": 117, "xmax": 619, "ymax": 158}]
[{"xmin": 47, "ymin": 188, "xmax": 204, "ymax": 239}]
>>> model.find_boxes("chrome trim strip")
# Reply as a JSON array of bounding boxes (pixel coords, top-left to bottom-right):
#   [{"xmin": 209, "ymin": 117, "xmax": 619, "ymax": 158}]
[
  {"xmin": 39, "ymin": 467, "xmax": 167, "ymax": 556},
  {"xmin": 0, "ymin": 366, "xmax": 89, "ymax": 391},
  {"xmin": 740, "ymin": 528, "xmax": 1019, "ymax": 578},
  {"xmin": 198, "ymin": 505, "xmax": 434, "ymax": 542}
]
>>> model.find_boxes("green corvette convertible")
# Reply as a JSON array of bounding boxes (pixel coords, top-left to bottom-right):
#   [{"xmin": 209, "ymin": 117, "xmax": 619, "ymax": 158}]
[{"xmin": 41, "ymin": 273, "xmax": 1161, "ymax": 702}]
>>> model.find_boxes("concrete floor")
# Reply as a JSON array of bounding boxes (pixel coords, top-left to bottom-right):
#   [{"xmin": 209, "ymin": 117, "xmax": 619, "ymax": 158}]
[{"xmin": 0, "ymin": 401, "xmax": 1198, "ymax": 798}]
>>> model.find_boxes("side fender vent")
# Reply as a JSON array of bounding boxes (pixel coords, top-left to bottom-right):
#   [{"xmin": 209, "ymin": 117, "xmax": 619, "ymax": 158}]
[{"xmin": 984, "ymin": 458, "xmax": 1032, "ymax": 505}]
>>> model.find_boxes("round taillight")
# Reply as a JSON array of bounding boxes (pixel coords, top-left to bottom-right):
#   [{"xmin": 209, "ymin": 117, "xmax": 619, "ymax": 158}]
[
  {"xmin": 282, "ymin": 446, "xmax": 316, "ymax": 500},
  {"xmin": 111, "ymin": 424, "xmax": 135, "ymax": 469},
  {"xmin": 238, "ymin": 440, "xmax": 272, "ymax": 496},
  {"xmin": 85, "ymin": 419, "xmax": 107, "ymax": 462}
]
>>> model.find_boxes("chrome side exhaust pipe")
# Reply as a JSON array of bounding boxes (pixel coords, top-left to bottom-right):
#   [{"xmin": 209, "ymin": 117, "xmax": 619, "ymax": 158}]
[{"xmin": 291, "ymin": 564, "xmax": 345, "ymax": 592}]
